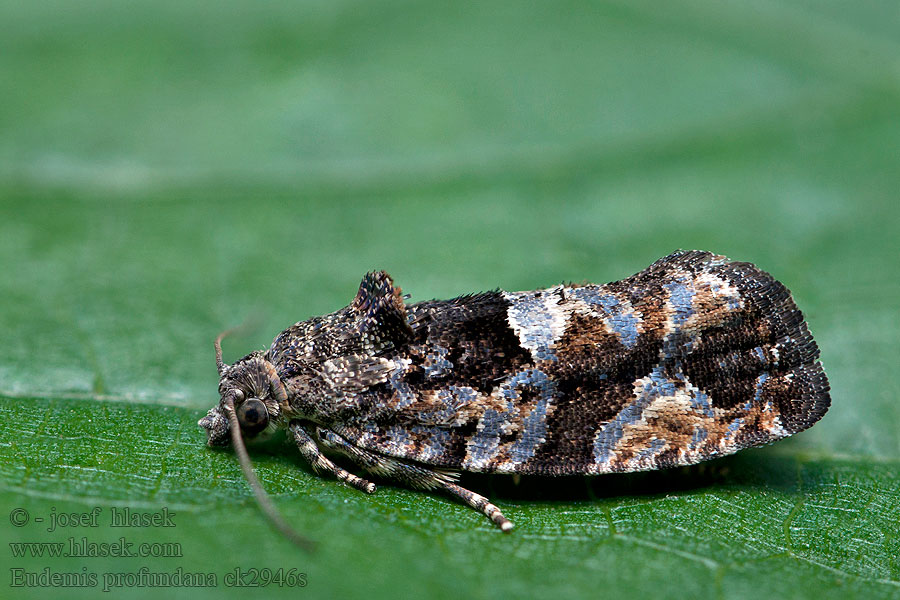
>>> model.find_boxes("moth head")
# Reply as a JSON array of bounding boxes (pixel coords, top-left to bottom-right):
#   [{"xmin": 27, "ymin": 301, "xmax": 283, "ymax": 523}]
[
  {"xmin": 198, "ymin": 334, "xmax": 287, "ymax": 447},
  {"xmin": 198, "ymin": 388, "xmax": 272, "ymax": 447},
  {"xmin": 196, "ymin": 328, "xmax": 315, "ymax": 552}
]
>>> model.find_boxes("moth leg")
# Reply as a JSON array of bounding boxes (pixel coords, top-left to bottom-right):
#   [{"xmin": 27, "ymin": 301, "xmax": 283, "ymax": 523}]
[
  {"xmin": 314, "ymin": 427, "xmax": 513, "ymax": 532},
  {"xmin": 288, "ymin": 422, "xmax": 376, "ymax": 494},
  {"xmin": 441, "ymin": 481, "xmax": 514, "ymax": 533}
]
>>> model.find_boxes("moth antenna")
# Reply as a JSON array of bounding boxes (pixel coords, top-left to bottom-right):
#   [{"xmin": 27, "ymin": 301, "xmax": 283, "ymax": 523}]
[
  {"xmin": 223, "ymin": 395, "xmax": 316, "ymax": 552},
  {"xmin": 215, "ymin": 327, "xmax": 242, "ymax": 376},
  {"xmin": 215, "ymin": 318, "xmax": 262, "ymax": 376}
]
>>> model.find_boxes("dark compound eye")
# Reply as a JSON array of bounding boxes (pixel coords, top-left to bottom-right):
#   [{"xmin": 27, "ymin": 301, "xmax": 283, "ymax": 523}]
[{"xmin": 236, "ymin": 398, "xmax": 269, "ymax": 435}]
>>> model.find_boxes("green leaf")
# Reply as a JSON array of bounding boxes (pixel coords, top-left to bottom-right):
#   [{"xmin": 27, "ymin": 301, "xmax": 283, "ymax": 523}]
[{"xmin": 1, "ymin": 1, "xmax": 898, "ymax": 598}]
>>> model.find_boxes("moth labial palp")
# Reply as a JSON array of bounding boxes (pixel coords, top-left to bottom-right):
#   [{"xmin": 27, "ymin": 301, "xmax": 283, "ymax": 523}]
[{"xmin": 198, "ymin": 250, "xmax": 830, "ymax": 541}]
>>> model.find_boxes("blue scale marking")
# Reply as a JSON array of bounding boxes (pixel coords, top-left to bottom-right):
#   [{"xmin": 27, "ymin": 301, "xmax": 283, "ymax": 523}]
[
  {"xmin": 661, "ymin": 278, "xmax": 695, "ymax": 357},
  {"xmin": 508, "ymin": 292, "xmax": 560, "ymax": 362},
  {"xmin": 648, "ymin": 365, "xmax": 677, "ymax": 396},
  {"xmin": 689, "ymin": 427, "xmax": 709, "ymax": 450},
  {"xmin": 690, "ymin": 388, "xmax": 715, "ymax": 419},
  {"xmin": 752, "ymin": 346, "xmax": 766, "ymax": 363},
  {"xmin": 505, "ymin": 370, "xmax": 557, "ymax": 464},
  {"xmin": 410, "ymin": 426, "xmax": 451, "ymax": 462},
  {"xmin": 593, "ymin": 396, "xmax": 652, "ymax": 466},
  {"xmin": 389, "ymin": 367, "xmax": 417, "ymax": 408},
  {"xmin": 436, "ymin": 385, "xmax": 478, "ymax": 422},
  {"xmin": 725, "ymin": 418, "xmax": 745, "ymax": 439},
  {"xmin": 385, "ymin": 425, "xmax": 411, "ymax": 455},
  {"xmin": 753, "ymin": 372, "xmax": 769, "ymax": 405},
  {"xmin": 424, "ymin": 344, "xmax": 453, "ymax": 378},
  {"xmin": 465, "ymin": 409, "xmax": 504, "ymax": 466},
  {"xmin": 594, "ymin": 366, "xmax": 713, "ymax": 465},
  {"xmin": 572, "ymin": 288, "xmax": 640, "ymax": 348},
  {"xmin": 465, "ymin": 369, "xmax": 558, "ymax": 468},
  {"xmin": 414, "ymin": 385, "xmax": 478, "ymax": 424},
  {"xmin": 593, "ymin": 366, "xmax": 671, "ymax": 465},
  {"xmin": 664, "ymin": 279, "xmax": 695, "ymax": 327},
  {"xmin": 726, "ymin": 293, "xmax": 741, "ymax": 310},
  {"xmin": 634, "ymin": 438, "xmax": 667, "ymax": 462}
]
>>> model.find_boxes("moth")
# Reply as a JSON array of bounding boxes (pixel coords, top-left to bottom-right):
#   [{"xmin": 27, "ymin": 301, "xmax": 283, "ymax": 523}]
[{"xmin": 199, "ymin": 250, "xmax": 829, "ymax": 543}]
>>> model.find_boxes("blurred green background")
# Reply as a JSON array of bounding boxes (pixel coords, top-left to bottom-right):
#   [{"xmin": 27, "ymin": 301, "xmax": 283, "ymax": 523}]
[{"xmin": 1, "ymin": 1, "xmax": 898, "ymax": 598}]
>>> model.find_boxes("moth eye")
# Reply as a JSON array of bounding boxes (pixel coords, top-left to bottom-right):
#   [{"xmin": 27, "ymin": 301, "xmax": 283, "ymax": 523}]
[{"xmin": 237, "ymin": 398, "xmax": 269, "ymax": 435}]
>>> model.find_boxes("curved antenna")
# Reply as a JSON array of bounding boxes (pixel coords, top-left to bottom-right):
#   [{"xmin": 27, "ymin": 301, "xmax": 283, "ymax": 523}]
[
  {"xmin": 222, "ymin": 394, "xmax": 316, "ymax": 552},
  {"xmin": 215, "ymin": 316, "xmax": 265, "ymax": 376},
  {"xmin": 215, "ymin": 328, "xmax": 234, "ymax": 376}
]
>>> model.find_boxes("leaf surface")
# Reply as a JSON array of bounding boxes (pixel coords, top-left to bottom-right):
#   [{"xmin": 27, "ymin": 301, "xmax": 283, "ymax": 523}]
[{"xmin": 2, "ymin": 1, "xmax": 899, "ymax": 598}]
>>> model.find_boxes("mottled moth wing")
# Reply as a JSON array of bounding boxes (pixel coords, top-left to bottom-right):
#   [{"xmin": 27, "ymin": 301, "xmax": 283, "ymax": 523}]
[
  {"xmin": 204, "ymin": 250, "xmax": 832, "ymax": 536},
  {"xmin": 316, "ymin": 251, "xmax": 830, "ymax": 476}
]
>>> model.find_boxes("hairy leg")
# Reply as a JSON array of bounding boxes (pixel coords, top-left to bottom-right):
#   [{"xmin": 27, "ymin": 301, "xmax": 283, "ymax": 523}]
[
  {"xmin": 309, "ymin": 424, "xmax": 514, "ymax": 532},
  {"xmin": 289, "ymin": 421, "xmax": 375, "ymax": 494}
]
